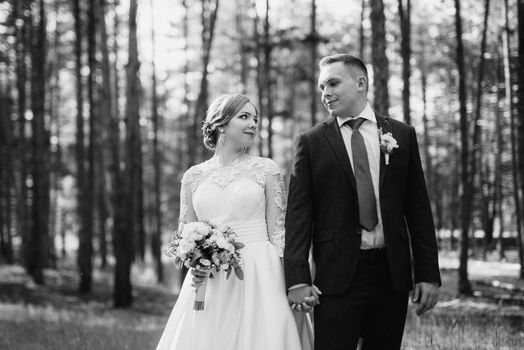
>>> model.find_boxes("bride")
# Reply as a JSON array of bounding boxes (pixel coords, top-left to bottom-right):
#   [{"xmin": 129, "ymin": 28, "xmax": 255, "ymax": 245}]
[{"xmin": 156, "ymin": 94, "xmax": 314, "ymax": 350}]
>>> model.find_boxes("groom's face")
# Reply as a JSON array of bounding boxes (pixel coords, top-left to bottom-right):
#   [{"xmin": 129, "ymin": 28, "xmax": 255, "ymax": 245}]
[{"xmin": 318, "ymin": 62, "xmax": 363, "ymax": 118}]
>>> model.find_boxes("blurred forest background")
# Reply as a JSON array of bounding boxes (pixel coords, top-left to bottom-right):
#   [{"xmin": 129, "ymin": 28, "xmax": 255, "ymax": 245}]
[{"xmin": 0, "ymin": 0, "xmax": 524, "ymax": 348}]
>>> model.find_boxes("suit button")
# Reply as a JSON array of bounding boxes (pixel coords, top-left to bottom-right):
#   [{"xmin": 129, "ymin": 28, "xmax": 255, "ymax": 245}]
[{"xmin": 356, "ymin": 228, "xmax": 362, "ymax": 235}]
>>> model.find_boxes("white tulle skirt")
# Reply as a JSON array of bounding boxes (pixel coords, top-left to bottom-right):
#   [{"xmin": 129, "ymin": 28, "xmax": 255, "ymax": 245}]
[{"xmin": 156, "ymin": 238, "xmax": 313, "ymax": 350}]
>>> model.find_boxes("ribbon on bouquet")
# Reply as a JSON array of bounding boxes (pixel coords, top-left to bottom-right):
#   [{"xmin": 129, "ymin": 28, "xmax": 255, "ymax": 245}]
[{"xmin": 194, "ymin": 279, "xmax": 208, "ymax": 310}]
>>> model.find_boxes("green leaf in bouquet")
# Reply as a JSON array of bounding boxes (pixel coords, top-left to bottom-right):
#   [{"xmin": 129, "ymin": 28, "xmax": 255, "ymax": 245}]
[
  {"xmin": 235, "ymin": 267, "xmax": 244, "ymax": 280},
  {"xmin": 226, "ymin": 268, "xmax": 232, "ymax": 279},
  {"xmin": 232, "ymin": 241, "xmax": 245, "ymax": 249}
]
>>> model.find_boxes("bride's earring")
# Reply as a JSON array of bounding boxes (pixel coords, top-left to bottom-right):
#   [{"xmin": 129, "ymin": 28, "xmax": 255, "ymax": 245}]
[
  {"xmin": 218, "ymin": 132, "xmax": 225, "ymax": 145},
  {"xmin": 241, "ymin": 147, "xmax": 247, "ymax": 153}
]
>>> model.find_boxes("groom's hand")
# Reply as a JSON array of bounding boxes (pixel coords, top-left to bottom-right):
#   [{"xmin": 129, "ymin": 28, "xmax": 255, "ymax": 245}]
[
  {"xmin": 412, "ymin": 282, "xmax": 439, "ymax": 316},
  {"xmin": 288, "ymin": 285, "xmax": 322, "ymax": 312}
]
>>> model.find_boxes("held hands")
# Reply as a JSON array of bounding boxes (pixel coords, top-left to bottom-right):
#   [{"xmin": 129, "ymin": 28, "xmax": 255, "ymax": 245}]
[
  {"xmin": 412, "ymin": 282, "xmax": 439, "ymax": 316},
  {"xmin": 287, "ymin": 285, "xmax": 322, "ymax": 313}
]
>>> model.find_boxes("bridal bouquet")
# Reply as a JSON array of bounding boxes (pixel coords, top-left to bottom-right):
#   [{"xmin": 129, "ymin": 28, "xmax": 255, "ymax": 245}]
[{"xmin": 167, "ymin": 221, "xmax": 245, "ymax": 310}]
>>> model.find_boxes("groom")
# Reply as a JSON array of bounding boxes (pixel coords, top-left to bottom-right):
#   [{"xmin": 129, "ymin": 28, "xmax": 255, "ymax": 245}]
[{"xmin": 284, "ymin": 54, "xmax": 441, "ymax": 349}]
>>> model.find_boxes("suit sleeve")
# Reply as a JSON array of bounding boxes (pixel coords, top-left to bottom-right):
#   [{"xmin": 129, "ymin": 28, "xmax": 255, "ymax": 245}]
[
  {"xmin": 405, "ymin": 127, "xmax": 441, "ymax": 286},
  {"xmin": 284, "ymin": 134, "xmax": 314, "ymax": 288}
]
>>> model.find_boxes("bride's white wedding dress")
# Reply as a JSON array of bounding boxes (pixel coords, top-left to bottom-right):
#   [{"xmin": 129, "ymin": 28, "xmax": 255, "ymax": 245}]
[{"xmin": 156, "ymin": 155, "xmax": 313, "ymax": 350}]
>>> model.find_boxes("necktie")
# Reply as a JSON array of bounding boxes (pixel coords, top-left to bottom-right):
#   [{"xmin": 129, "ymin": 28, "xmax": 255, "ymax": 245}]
[{"xmin": 345, "ymin": 118, "xmax": 378, "ymax": 231}]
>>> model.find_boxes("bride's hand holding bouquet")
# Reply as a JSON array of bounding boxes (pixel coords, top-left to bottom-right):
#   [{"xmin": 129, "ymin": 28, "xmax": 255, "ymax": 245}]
[{"xmin": 167, "ymin": 221, "xmax": 245, "ymax": 310}]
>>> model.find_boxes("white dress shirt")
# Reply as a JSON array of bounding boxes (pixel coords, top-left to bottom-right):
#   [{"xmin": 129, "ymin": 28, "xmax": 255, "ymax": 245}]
[{"xmin": 337, "ymin": 102, "xmax": 385, "ymax": 249}]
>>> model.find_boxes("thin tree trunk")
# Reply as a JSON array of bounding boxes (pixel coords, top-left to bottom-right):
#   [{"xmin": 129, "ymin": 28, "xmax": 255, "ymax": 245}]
[
  {"xmin": 98, "ymin": 0, "xmax": 112, "ymax": 269},
  {"xmin": 517, "ymin": 0, "xmax": 524, "ymax": 278},
  {"xmin": 150, "ymin": 0, "xmax": 163, "ymax": 283},
  {"xmin": 454, "ymin": 0, "xmax": 472, "ymax": 295},
  {"xmin": 29, "ymin": 0, "xmax": 49, "ymax": 285},
  {"xmin": 420, "ymin": 42, "xmax": 432, "ymax": 197},
  {"xmin": 0, "ymin": 66, "xmax": 14, "ymax": 263},
  {"xmin": 14, "ymin": 0, "xmax": 31, "ymax": 272},
  {"xmin": 264, "ymin": 0, "xmax": 273, "ymax": 158},
  {"xmin": 504, "ymin": 0, "xmax": 523, "ymax": 278},
  {"xmin": 48, "ymin": 1, "xmax": 63, "ymax": 268},
  {"xmin": 112, "ymin": 0, "xmax": 120, "ymax": 122},
  {"xmin": 179, "ymin": 0, "xmax": 191, "ymax": 286},
  {"xmin": 309, "ymin": 0, "xmax": 318, "ymax": 126},
  {"xmin": 369, "ymin": 0, "xmax": 389, "ymax": 115},
  {"xmin": 116, "ymin": 0, "xmax": 141, "ymax": 308},
  {"xmin": 473, "ymin": 0, "xmax": 491, "ymax": 259},
  {"xmin": 359, "ymin": 0, "xmax": 365, "ymax": 60},
  {"xmin": 253, "ymin": 0, "xmax": 264, "ymax": 156},
  {"xmin": 496, "ymin": 41, "xmax": 506, "ymax": 261},
  {"xmin": 398, "ymin": 0, "xmax": 411, "ymax": 124},
  {"xmin": 450, "ymin": 123, "xmax": 460, "ymax": 251},
  {"xmin": 79, "ymin": 0, "xmax": 98, "ymax": 293},
  {"xmin": 73, "ymin": 0, "xmax": 90, "ymax": 291},
  {"xmin": 236, "ymin": 0, "xmax": 248, "ymax": 94},
  {"xmin": 191, "ymin": 0, "xmax": 220, "ymax": 164}
]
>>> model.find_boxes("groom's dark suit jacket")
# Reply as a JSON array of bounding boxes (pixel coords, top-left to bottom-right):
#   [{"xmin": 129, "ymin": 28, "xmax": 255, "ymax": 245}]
[{"xmin": 284, "ymin": 114, "xmax": 441, "ymax": 295}]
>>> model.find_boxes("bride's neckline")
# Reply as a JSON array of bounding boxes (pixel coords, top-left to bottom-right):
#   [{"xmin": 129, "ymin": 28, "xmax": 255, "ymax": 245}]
[{"xmin": 207, "ymin": 153, "xmax": 250, "ymax": 169}]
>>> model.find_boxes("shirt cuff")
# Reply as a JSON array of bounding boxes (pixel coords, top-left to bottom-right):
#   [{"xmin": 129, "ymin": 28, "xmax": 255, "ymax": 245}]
[{"xmin": 288, "ymin": 283, "xmax": 309, "ymax": 291}]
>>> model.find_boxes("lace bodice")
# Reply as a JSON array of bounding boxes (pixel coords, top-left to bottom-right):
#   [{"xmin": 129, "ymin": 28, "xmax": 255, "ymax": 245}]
[{"xmin": 178, "ymin": 155, "xmax": 287, "ymax": 256}]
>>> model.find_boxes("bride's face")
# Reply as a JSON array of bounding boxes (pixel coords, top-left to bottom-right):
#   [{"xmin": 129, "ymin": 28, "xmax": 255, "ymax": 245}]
[{"xmin": 223, "ymin": 103, "xmax": 258, "ymax": 149}]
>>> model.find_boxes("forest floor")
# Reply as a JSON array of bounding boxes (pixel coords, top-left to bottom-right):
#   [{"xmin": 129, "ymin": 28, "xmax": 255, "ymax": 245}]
[{"xmin": 0, "ymin": 252, "xmax": 523, "ymax": 350}]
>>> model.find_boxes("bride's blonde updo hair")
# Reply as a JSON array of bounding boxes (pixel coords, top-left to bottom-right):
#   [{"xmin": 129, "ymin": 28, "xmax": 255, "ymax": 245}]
[{"xmin": 202, "ymin": 94, "xmax": 256, "ymax": 150}]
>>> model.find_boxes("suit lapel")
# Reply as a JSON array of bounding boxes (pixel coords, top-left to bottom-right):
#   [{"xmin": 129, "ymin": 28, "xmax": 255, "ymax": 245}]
[
  {"xmin": 375, "ymin": 113, "xmax": 391, "ymax": 190},
  {"xmin": 322, "ymin": 118, "xmax": 357, "ymax": 192}
]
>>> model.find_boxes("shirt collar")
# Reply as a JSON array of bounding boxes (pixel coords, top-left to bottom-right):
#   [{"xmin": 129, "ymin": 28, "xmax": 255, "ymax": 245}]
[{"xmin": 336, "ymin": 102, "xmax": 376, "ymax": 127}]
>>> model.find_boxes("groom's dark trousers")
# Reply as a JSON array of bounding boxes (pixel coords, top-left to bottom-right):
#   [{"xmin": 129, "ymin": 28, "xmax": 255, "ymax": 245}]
[{"xmin": 284, "ymin": 115, "xmax": 441, "ymax": 350}]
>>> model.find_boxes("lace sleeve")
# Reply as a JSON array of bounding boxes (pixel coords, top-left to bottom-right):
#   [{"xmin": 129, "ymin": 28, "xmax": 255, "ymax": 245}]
[
  {"xmin": 178, "ymin": 168, "xmax": 199, "ymax": 227},
  {"xmin": 264, "ymin": 160, "xmax": 287, "ymax": 257}
]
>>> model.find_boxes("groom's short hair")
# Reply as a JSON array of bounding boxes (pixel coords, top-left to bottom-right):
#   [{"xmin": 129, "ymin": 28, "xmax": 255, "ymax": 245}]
[{"xmin": 319, "ymin": 54, "xmax": 368, "ymax": 79}]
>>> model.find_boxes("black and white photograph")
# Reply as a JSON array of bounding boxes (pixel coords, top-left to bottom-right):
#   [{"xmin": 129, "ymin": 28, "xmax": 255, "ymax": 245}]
[{"xmin": 0, "ymin": 0, "xmax": 523, "ymax": 349}]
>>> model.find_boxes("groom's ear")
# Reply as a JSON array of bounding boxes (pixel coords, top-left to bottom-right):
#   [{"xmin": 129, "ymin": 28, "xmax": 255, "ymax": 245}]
[{"xmin": 357, "ymin": 76, "xmax": 367, "ymax": 91}]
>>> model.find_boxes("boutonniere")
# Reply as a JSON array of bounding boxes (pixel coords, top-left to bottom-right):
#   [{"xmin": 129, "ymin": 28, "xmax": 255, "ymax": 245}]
[{"xmin": 378, "ymin": 128, "xmax": 399, "ymax": 165}]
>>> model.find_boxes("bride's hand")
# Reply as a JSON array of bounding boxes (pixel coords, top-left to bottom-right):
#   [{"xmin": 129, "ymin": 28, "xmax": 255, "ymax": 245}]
[
  {"xmin": 288, "ymin": 285, "xmax": 322, "ymax": 312},
  {"xmin": 191, "ymin": 268, "xmax": 209, "ymax": 288}
]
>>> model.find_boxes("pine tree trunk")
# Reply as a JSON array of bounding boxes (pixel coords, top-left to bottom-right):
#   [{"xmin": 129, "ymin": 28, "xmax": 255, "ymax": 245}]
[
  {"xmin": 112, "ymin": 0, "xmax": 120, "ymax": 122},
  {"xmin": 504, "ymin": 0, "xmax": 523, "ymax": 278},
  {"xmin": 0, "ymin": 70, "xmax": 14, "ymax": 263},
  {"xmin": 369, "ymin": 0, "xmax": 389, "ymax": 115},
  {"xmin": 15, "ymin": 0, "xmax": 31, "ymax": 272},
  {"xmin": 502, "ymin": 0, "xmax": 523, "ymax": 274},
  {"xmin": 264, "ymin": 0, "xmax": 273, "ymax": 157},
  {"xmin": 98, "ymin": 0, "xmax": 113, "ymax": 269},
  {"xmin": 359, "ymin": 0, "xmax": 365, "ymax": 60},
  {"xmin": 48, "ymin": 2, "xmax": 63, "ymax": 268},
  {"xmin": 309, "ymin": 0, "xmax": 318, "ymax": 126},
  {"xmin": 150, "ymin": 0, "xmax": 163, "ymax": 283},
  {"xmin": 191, "ymin": 0, "xmax": 220, "ymax": 164},
  {"xmin": 517, "ymin": 0, "xmax": 524, "ymax": 279},
  {"xmin": 450, "ymin": 124, "xmax": 460, "ymax": 251},
  {"xmin": 253, "ymin": 0, "xmax": 264, "ymax": 156},
  {"xmin": 472, "ymin": 0, "xmax": 491, "ymax": 260},
  {"xmin": 29, "ymin": 0, "xmax": 49, "ymax": 285},
  {"xmin": 72, "ymin": 0, "xmax": 90, "ymax": 291},
  {"xmin": 78, "ymin": 0, "xmax": 98, "ymax": 293},
  {"xmin": 116, "ymin": 0, "xmax": 142, "ymax": 308},
  {"xmin": 236, "ymin": 0, "xmax": 248, "ymax": 94},
  {"xmin": 398, "ymin": 0, "xmax": 411, "ymax": 124},
  {"xmin": 496, "ymin": 47, "xmax": 506, "ymax": 260},
  {"xmin": 454, "ymin": 0, "xmax": 472, "ymax": 295}
]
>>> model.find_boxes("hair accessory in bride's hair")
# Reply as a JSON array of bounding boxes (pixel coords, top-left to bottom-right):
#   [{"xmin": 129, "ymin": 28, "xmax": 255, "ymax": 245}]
[{"xmin": 202, "ymin": 119, "xmax": 219, "ymax": 150}]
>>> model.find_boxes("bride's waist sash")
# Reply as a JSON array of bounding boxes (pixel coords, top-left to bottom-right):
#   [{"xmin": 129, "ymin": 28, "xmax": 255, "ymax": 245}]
[{"xmin": 228, "ymin": 220, "xmax": 268, "ymax": 245}]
